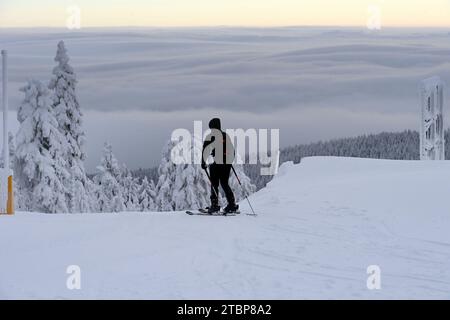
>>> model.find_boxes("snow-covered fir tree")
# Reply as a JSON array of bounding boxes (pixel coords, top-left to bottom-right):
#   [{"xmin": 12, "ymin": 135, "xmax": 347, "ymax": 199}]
[
  {"xmin": 155, "ymin": 138, "xmax": 210, "ymax": 211},
  {"xmin": 49, "ymin": 40, "xmax": 91, "ymax": 213},
  {"xmin": 93, "ymin": 143, "xmax": 125, "ymax": 212},
  {"xmin": 121, "ymin": 167, "xmax": 140, "ymax": 211},
  {"xmin": 155, "ymin": 136, "xmax": 255, "ymax": 211},
  {"xmin": 138, "ymin": 176, "xmax": 156, "ymax": 211},
  {"xmin": 155, "ymin": 139, "xmax": 180, "ymax": 211},
  {"xmin": 171, "ymin": 160, "xmax": 210, "ymax": 211},
  {"xmin": 14, "ymin": 79, "xmax": 69, "ymax": 213},
  {"xmin": 85, "ymin": 178, "xmax": 100, "ymax": 213}
]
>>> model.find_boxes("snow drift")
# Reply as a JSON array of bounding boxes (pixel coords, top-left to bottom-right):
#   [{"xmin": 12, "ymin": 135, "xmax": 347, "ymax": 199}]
[{"xmin": 1, "ymin": 156, "xmax": 450, "ymax": 299}]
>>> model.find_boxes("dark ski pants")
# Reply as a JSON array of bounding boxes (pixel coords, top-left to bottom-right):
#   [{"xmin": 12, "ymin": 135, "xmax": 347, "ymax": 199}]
[{"xmin": 209, "ymin": 163, "xmax": 235, "ymax": 206}]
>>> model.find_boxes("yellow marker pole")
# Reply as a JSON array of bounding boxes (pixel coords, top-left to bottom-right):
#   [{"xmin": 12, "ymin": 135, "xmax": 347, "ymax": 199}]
[{"xmin": 7, "ymin": 175, "xmax": 13, "ymax": 214}]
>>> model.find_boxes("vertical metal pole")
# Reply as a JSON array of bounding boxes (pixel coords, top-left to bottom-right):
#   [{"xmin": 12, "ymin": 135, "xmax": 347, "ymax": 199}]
[
  {"xmin": 2, "ymin": 50, "xmax": 8, "ymax": 170},
  {"xmin": 1, "ymin": 50, "xmax": 13, "ymax": 215}
]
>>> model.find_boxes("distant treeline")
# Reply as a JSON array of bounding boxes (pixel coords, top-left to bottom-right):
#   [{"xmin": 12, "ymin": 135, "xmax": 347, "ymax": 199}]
[
  {"xmin": 133, "ymin": 167, "xmax": 159, "ymax": 184},
  {"xmin": 134, "ymin": 129, "xmax": 450, "ymax": 191},
  {"xmin": 245, "ymin": 129, "xmax": 450, "ymax": 190}
]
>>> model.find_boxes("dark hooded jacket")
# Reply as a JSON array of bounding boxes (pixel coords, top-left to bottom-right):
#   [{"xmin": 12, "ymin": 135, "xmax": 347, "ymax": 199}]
[{"xmin": 202, "ymin": 118, "xmax": 235, "ymax": 166}]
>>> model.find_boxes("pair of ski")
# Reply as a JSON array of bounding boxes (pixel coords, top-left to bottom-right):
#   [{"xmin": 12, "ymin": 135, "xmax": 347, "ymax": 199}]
[
  {"xmin": 186, "ymin": 208, "xmax": 257, "ymax": 217},
  {"xmin": 186, "ymin": 208, "xmax": 238, "ymax": 217}
]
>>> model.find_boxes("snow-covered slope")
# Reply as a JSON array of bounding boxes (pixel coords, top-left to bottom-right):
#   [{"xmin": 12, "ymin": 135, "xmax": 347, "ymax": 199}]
[{"xmin": 1, "ymin": 157, "xmax": 450, "ymax": 299}]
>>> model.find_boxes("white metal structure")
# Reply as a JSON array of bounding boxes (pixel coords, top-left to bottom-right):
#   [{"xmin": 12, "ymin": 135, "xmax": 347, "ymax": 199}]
[
  {"xmin": 419, "ymin": 76, "xmax": 445, "ymax": 161},
  {"xmin": 1, "ymin": 50, "xmax": 14, "ymax": 214}
]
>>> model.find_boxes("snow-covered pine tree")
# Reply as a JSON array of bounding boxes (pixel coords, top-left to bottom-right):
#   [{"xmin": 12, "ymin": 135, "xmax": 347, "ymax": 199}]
[
  {"xmin": 121, "ymin": 167, "xmax": 140, "ymax": 211},
  {"xmin": 86, "ymin": 178, "xmax": 100, "ymax": 213},
  {"xmin": 138, "ymin": 176, "xmax": 156, "ymax": 211},
  {"xmin": 93, "ymin": 142, "xmax": 125, "ymax": 212},
  {"xmin": 49, "ymin": 40, "xmax": 91, "ymax": 213},
  {"xmin": 171, "ymin": 161, "xmax": 210, "ymax": 211},
  {"xmin": 155, "ymin": 139, "xmax": 179, "ymax": 211},
  {"xmin": 156, "ymin": 138, "xmax": 208, "ymax": 211},
  {"xmin": 14, "ymin": 79, "xmax": 69, "ymax": 213},
  {"xmin": 155, "ymin": 135, "xmax": 256, "ymax": 211}
]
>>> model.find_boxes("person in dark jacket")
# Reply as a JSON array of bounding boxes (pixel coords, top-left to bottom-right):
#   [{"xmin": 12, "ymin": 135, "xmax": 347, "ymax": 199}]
[{"xmin": 201, "ymin": 118, "xmax": 239, "ymax": 214}]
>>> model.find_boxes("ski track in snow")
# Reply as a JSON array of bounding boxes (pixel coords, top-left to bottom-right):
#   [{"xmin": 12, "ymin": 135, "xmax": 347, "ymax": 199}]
[{"xmin": 1, "ymin": 157, "xmax": 450, "ymax": 299}]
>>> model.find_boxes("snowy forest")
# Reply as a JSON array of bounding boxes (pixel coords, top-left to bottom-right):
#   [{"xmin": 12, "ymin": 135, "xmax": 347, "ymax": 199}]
[{"xmin": 2, "ymin": 41, "xmax": 256, "ymax": 213}]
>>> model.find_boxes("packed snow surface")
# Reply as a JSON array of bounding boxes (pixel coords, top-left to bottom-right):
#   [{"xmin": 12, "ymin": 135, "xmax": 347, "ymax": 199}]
[{"xmin": 1, "ymin": 157, "xmax": 450, "ymax": 299}]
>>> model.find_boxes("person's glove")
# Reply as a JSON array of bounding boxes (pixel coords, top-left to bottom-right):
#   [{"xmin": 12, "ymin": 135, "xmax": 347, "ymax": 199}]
[{"xmin": 201, "ymin": 162, "xmax": 208, "ymax": 170}]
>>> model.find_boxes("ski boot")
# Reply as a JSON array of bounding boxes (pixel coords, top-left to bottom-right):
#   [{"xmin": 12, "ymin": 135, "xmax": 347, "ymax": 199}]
[
  {"xmin": 206, "ymin": 205, "xmax": 221, "ymax": 214},
  {"xmin": 223, "ymin": 203, "xmax": 239, "ymax": 215}
]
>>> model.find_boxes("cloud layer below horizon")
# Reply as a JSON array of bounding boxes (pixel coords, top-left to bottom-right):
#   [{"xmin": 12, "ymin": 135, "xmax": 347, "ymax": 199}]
[{"xmin": 1, "ymin": 27, "xmax": 449, "ymax": 170}]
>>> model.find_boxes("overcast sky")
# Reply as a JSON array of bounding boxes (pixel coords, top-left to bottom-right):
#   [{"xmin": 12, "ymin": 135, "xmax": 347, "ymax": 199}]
[{"xmin": 1, "ymin": 27, "xmax": 449, "ymax": 171}]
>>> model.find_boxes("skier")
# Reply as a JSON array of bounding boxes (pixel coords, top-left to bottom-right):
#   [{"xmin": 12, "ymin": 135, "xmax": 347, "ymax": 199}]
[{"xmin": 201, "ymin": 118, "xmax": 239, "ymax": 214}]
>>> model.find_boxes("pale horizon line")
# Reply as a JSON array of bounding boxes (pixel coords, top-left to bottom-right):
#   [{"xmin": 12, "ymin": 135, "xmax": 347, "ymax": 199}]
[{"xmin": 1, "ymin": 24, "xmax": 450, "ymax": 30}]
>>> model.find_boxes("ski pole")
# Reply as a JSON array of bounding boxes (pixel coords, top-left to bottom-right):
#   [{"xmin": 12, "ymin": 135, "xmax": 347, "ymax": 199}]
[
  {"xmin": 204, "ymin": 167, "xmax": 219, "ymax": 200},
  {"xmin": 231, "ymin": 165, "xmax": 256, "ymax": 216}
]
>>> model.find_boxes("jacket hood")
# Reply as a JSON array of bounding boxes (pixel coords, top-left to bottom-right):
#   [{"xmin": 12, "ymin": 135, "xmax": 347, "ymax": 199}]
[{"xmin": 208, "ymin": 118, "xmax": 221, "ymax": 130}]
